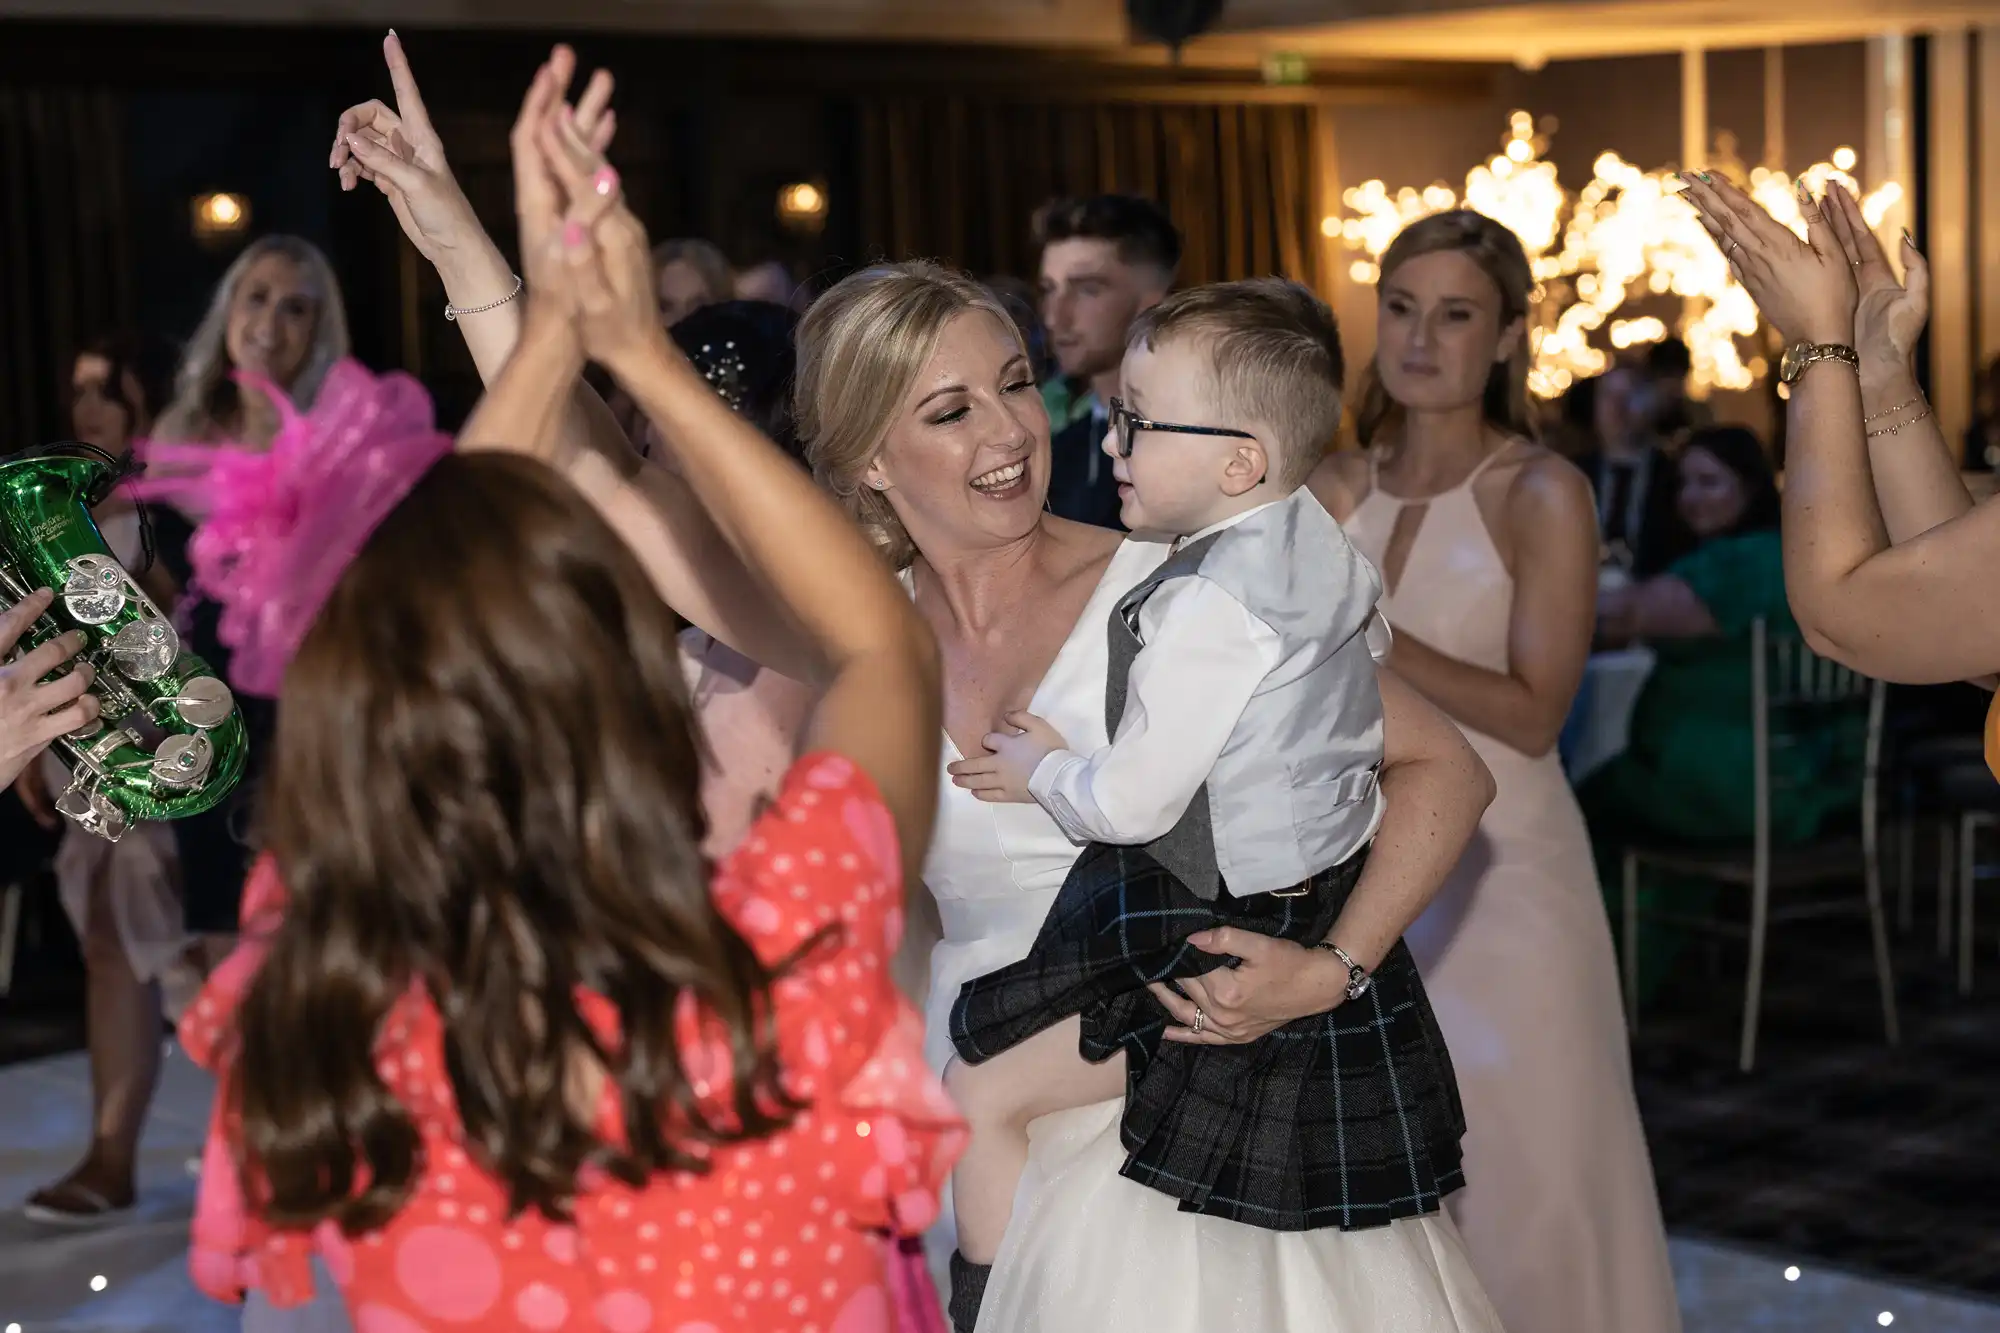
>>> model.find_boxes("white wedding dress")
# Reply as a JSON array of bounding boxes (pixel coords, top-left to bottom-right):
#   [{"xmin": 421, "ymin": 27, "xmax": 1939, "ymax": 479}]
[{"xmin": 906, "ymin": 538, "xmax": 1504, "ymax": 1333}]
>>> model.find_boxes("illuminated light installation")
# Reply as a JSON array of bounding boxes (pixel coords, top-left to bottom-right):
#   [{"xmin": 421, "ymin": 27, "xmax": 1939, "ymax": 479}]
[{"xmin": 1333, "ymin": 113, "xmax": 1903, "ymax": 396}]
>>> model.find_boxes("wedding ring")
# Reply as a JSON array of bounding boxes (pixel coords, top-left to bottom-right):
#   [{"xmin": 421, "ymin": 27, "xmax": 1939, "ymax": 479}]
[{"xmin": 1191, "ymin": 1007, "xmax": 1208, "ymax": 1035}]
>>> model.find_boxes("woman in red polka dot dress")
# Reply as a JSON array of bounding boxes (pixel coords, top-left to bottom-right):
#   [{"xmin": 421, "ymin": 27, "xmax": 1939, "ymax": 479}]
[{"xmin": 176, "ymin": 48, "xmax": 961, "ymax": 1333}]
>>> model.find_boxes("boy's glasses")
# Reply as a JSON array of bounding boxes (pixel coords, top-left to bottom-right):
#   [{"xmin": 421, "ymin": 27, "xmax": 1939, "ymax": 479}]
[{"xmin": 1106, "ymin": 397, "xmax": 1257, "ymax": 460}]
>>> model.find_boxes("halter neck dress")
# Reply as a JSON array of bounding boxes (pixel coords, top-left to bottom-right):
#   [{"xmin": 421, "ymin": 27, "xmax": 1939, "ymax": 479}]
[{"xmin": 1343, "ymin": 449, "xmax": 1683, "ymax": 1333}]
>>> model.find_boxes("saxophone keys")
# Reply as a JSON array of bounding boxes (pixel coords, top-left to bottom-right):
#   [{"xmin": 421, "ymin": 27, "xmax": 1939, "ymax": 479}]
[
  {"xmin": 171, "ymin": 675, "xmax": 236, "ymax": 730},
  {"xmin": 62, "ymin": 555, "xmax": 127, "ymax": 625},
  {"xmin": 109, "ymin": 617, "xmax": 180, "ymax": 681},
  {"xmin": 151, "ymin": 732, "xmax": 213, "ymax": 789},
  {"xmin": 56, "ymin": 786, "xmax": 127, "ymax": 842}
]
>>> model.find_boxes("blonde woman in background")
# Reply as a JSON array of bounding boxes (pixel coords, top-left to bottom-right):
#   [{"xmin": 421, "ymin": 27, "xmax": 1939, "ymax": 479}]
[
  {"xmin": 152, "ymin": 234, "xmax": 348, "ymax": 452},
  {"xmin": 1313, "ymin": 208, "xmax": 1680, "ymax": 1333},
  {"xmin": 148, "ymin": 235, "xmax": 349, "ymax": 989}
]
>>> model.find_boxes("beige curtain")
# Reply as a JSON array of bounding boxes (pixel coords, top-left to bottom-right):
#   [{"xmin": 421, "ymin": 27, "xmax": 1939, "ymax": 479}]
[{"xmin": 857, "ymin": 96, "xmax": 1319, "ymax": 288}]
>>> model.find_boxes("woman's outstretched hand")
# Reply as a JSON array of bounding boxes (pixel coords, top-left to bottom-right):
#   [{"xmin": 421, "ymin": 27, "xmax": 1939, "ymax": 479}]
[
  {"xmin": 1820, "ymin": 181, "xmax": 1929, "ymax": 375},
  {"xmin": 1678, "ymin": 172, "xmax": 1858, "ymax": 348},
  {"xmin": 332, "ymin": 32, "xmax": 614, "ymax": 278},
  {"xmin": 1147, "ymin": 930, "xmax": 1351, "ymax": 1046}
]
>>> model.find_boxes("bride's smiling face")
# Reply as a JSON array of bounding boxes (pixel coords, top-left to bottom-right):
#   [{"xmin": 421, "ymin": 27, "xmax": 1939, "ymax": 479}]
[{"xmin": 865, "ymin": 311, "xmax": 1050, "ymax": 556}]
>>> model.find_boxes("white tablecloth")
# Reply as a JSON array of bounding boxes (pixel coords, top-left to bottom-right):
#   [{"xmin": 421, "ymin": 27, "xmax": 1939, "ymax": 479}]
[{"xmin": 1561, "ymin": 647, "xmax": 1657, "ymax": 783}]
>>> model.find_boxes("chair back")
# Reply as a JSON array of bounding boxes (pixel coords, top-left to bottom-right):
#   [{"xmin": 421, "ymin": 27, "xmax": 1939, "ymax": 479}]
[{"xmin": 1750, "ymin": 618, "xmax": 1886, "ymax": 877}]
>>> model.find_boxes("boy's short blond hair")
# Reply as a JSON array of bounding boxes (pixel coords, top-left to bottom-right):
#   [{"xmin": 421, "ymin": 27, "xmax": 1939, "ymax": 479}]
[{"xmin": 1128, "ymin": 278, "xmax": 1345, "ymax": 490}]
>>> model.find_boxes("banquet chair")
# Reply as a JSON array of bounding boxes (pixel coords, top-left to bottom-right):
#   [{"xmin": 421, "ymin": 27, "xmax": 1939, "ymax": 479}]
[{"xmin": 1620, "ymin": 619, "xmax": 1898, "ymax": 1072}]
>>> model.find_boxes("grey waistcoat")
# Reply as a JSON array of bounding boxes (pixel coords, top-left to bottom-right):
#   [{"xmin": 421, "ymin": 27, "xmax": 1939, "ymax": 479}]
[{"xmin": 1107, "ymin": 488, "xmax": 1385, "ymax": 900}]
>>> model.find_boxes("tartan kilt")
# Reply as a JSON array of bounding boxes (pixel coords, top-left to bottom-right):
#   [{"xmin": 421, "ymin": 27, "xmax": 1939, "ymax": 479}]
[{"xmin": 948, "ymin": 841, "xmax": 1466, "ymax": 1232}]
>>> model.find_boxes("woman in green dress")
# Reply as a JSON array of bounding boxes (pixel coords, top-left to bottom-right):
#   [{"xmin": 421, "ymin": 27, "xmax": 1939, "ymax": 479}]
[{"xmin": 1580, "ymin": 426, "xmax": 1861, "ymax": 993}]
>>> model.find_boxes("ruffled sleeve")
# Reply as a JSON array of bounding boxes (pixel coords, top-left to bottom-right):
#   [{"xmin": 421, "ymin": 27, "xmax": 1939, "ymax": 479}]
[{"xmin": 711, "ymin": 752, "xmax": 967, "ymax": 1235}]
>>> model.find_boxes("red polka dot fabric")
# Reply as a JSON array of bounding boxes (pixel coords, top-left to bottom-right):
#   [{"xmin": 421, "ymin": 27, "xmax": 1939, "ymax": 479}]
[{"xmin": 180, "ymin": 753, "xmax": 967, "ymax": 1331}]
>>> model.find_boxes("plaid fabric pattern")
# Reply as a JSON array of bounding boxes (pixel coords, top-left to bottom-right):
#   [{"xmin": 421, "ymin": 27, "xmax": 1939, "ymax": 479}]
[{"xmin": 949, "ymin": 842, "xmax": 1466, "ymax": 1231}]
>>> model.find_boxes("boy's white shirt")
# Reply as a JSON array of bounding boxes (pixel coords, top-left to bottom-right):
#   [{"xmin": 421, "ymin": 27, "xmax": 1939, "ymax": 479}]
[{"xmin": 1027, "ymin": 499, "xmax": 1391, "ymax": 850}]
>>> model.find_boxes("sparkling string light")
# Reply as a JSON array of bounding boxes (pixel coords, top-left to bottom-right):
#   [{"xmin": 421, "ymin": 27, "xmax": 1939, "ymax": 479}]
[{"xmin": 1335, "ymin": 113, "xmax": 1904, "ymax": 397}]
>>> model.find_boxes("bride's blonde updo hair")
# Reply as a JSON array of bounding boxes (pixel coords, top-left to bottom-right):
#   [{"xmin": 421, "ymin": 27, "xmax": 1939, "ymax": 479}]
[{"xmin": 795, "ymin": 261, "xmax": 1023, "ymax": 569}]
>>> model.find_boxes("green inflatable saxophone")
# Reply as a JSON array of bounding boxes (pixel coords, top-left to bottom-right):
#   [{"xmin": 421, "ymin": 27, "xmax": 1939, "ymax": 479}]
[{"xmin": 0, "ymin": 443, "xmax": 246, "ymax": 841}]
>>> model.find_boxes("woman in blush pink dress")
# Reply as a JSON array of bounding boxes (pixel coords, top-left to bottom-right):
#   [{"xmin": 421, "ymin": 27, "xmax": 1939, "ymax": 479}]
[{"xmin": 1313, "ymin": 209, "xmax": 1681, "ymax": 1333}]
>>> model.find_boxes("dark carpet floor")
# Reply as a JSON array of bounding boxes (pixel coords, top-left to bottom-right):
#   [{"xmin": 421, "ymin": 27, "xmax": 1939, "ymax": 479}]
[{"xmin": 1630, "ymin": 844, "xmax": 2000, "ymax": 1297}]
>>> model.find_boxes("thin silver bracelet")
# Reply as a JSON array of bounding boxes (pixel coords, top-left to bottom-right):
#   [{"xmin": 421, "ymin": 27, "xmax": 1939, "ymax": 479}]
[{"xmin": 444, "ymin": 274, "xmax": 523, "ymax": 322}]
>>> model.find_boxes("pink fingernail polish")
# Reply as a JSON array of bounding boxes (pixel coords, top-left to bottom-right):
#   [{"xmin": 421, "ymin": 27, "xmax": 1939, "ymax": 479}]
[
  {"xmin": 563, "ymin": 221, "xmax": 585, "ymax": 248},
  {"xmin": 592, "ymin": 166, "xmax": 618, "ymax": 197}
]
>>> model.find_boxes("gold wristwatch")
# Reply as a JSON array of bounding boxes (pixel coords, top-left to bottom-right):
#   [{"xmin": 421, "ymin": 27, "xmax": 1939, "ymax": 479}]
[{"xmin": 1779, "ymin": 341, "xmax": 1860, "ymax": 384}]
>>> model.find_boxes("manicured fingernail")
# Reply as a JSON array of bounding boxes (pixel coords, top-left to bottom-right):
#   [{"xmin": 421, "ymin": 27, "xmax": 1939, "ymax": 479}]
[
  {"xmin": 563, "ymin": 221, "xmax": 585, "ymax": 248},
  {"xmin": 1902, "ymin": 227, "xmax": 1915, "ymax": 247},
  {"xmin": 592, "ymin": 166, "xmax": 618, "ymax": 197},
  {"xmin": 387, "ymin": 27, "xmax": 396, "ymax": 37},
  {"xmin": 1696, "ymin": 171, "xmax": 1712, "ymax": 182}
]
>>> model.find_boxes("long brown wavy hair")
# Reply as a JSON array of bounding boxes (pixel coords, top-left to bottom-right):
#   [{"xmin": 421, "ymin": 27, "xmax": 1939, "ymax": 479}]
[
  {"xmin": 229, "ymin": 452, "xmax": 804, "ymax": 1232},
  {"xmin": 1353, "ymin": 209, "xmax": 1537, "ymax": 449}
]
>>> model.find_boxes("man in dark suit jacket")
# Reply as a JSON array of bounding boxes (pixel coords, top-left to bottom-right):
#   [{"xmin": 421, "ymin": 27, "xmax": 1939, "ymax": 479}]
[
  {"xmin": 1571, "ymin": 366, "xmax": 1697, "ymax": 579},
  {"xmin": 1034, "ymin": 195, "xmax": 1182, "ymax": 529}
]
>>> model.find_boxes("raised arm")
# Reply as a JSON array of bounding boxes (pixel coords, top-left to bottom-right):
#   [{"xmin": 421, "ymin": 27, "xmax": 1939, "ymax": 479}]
[
  {"xmin": 1683, "ymin": 173, "xmax": 2000, "ymax": 683},
  {"xmin": 519, "ymin": 89, "xmax": 940, "ymax": 888},
  {"xmin": 1379, "ymin": 453, "xmax": 1598, "ymax": 756},
  {"xmin": 349, "ymin": 40, "xmax": 814, "ymax": 679},
  {"xmin": 1819, "ymin": 182, "xmax": 1973, "ymax": 543}
]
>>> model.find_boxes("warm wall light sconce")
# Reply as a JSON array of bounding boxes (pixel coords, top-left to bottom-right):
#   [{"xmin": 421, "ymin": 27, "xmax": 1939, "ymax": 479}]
[
  {"xmin": 192, "ymin": 191, "xmax": 251, "ymax": 242},
  {"xmin": 777, "ymin": 181, "xmax": 827, "ymax": 234}
]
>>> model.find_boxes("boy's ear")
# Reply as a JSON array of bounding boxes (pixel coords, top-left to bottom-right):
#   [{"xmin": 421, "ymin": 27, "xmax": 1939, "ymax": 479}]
[{"xmin": 1220, "ymin": 438, "xmax": 1271, "ymax": 497}]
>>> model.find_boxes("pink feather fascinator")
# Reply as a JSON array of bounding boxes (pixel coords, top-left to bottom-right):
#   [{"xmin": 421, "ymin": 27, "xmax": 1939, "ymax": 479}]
[{"xmin": 130, "ymin": 359, "xmax": 453, "ymax": 697}]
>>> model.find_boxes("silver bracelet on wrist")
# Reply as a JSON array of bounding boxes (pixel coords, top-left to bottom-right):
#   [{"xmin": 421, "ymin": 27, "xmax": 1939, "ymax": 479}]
[
  {"xmin": 1313, "ymin": 940, "xmax": 1374, "ymax": 1002},
  {"xmin": 444, "ymin": 274, "xmax": 523, "ymax": 322}
]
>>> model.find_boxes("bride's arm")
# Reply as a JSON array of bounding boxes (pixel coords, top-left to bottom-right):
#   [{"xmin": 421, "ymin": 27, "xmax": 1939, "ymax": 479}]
[{"xmin": 1147, "ymin": 665, "xmax": 1496, "ymax": 1043}]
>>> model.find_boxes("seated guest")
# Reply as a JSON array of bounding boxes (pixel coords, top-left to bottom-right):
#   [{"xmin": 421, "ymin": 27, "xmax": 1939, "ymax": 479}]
[
  {"xmin": 1574, "ymin": 362, "xmax": 1698, "ymax": 578},
  {"xmin": 1579, "ymin": 427, "xmax": 1863, "ymax": 989},
  {"xmin": 1034, "ymin": 194, "xmax": 1180, "ymax": 529}
]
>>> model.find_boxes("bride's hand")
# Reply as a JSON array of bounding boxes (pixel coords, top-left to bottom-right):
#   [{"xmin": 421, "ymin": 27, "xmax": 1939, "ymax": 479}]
[
  {"xmin": 1820, "ymin": 179, "xmax": 1929, "ymax": 377},
  {"xmin": 1678, "ymin": 171, "xmax": 1858, "ymax": 348},
  {"xmin": 332, "ymin": 31, "xmax": 614, "ymax": 279},
  {"xmin": 1146, "ymin": 929, "xmax": 1353, "ymax": 1044}
]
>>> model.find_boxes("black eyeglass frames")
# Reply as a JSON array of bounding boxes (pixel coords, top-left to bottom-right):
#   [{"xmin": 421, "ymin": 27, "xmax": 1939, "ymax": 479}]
[{"xmin": 1105, "ymin": 397, "xmax": 1258, "ymax": 459}]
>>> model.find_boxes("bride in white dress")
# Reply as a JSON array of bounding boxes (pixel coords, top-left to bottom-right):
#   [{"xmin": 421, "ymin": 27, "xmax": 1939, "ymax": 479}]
[{"xmin": 795, "ymin": 261, "xmax": 1505, "ymax": 1332}]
